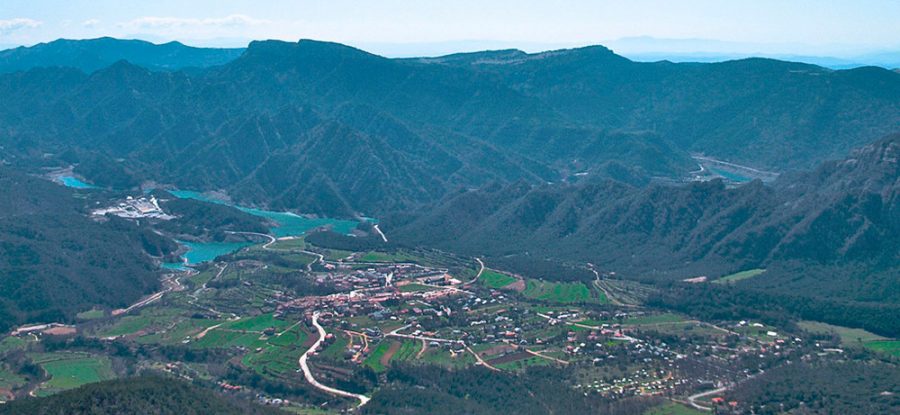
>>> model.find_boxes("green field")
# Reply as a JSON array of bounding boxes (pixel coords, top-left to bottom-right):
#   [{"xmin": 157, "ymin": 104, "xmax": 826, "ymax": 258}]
[
  {"xmin": 713, "ymin": 268, "xmax": 765, "ymax": 284},
  {"xmin": 493, "ymin": 355, "xmax": 551, "ymax": 371},
  {"xmin": 864, "ymin": 340, "xmax": 900, "ymax": 357},
  {"xmin": 323, "ymin": 249, "xmax": 355, "ymax": 261},
  {"xmin": 392, "ymin": 340, "xmax": 419, "ymax": 363},
  {"xmin": 98, "ymin": 315, "xmax": 157, "ymax": 337},
  {"xmin": 137, "ymin": 318, "xmax": 224, "ymax": 345},
  {"xmin": 398, "ymin": 283, "xmax": 436, "ymax": 293},
  {"xmin": 31, "ymin": 353, "xmax": 115, "ymax": 396},
  {"xmin": 363, "ymin": 341, "xmax": 392, "ymax": 372},
  {"xmin": 360, "ymin": 251, "xmax": 420, "ymax": 263},
  {"xmin": 222, "ymin": 313, "xmax": 292, "ymax": 332},
  {"xmin": 321, "ymin": 333, "xmax": 351, "ymax": 359},
  {"xmin": 644, "ymin": 402, "xmax": 705, "ymax": 415},
  {"xmin": 419, "ymin": 347, "xmax": 475, "ymax": 368},
  {"xmin": 242, "ymin": 338, "xmax": 306, "ymax": 378},
  {"xmin": 96, "ymin": 307, "xmax": 182, "ymax": 338},
  {"xmin": 191, "ymin": 329, "xmax": 268, "ymax": 349},
  {"xmin": 798, "ymin": 321, "xmax": 886, "ymax": 344},
  {"xmin": 523, "ymin": 280, "xmax": 593, "ymax": 303},
  {"xmin": 75, "ymin": 308, "xmax": 106, "ymax": 321},
  {"xmin": 479, "ymin": 269, "xmax": 518, "ymax": 289},
  {"xmin": 269, "ymin": 237, "xmax": 307, "ymax": 250}
]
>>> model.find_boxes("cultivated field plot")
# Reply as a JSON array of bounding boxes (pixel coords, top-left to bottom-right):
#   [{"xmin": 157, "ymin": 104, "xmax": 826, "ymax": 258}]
[
  {"xmin": 864, "ymin": 340, "xmax": 900, "ymax": 357},
  {"xmin": 242, "ymin": 326, "xmax": 309, "ymax": 379},
  {"xmin": 29, "ymin": 352, "xmax": 115, "ymax": 397},
  {"xmin": 523, "ymin": 280, "xmax": 602, "ymax": 303},
  {"xmin": 798, "ymin": 321, "xmax": 887, "ymax": 344},
  {"xmin": 95, "ymin": 307, "xmax": 184, "ymax": 338}
]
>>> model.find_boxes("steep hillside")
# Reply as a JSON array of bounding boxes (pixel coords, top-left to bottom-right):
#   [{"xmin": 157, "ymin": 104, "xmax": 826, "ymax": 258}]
[
  {"xmin": 0, "ymin": 167, "xmax": 173, "ymax": 331},
  {"xmin": 392, "ymin": 134, "xmax": 899, "ymax": 296}
]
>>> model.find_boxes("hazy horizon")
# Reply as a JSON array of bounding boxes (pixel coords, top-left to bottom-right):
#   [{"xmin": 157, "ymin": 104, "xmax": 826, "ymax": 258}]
[{"xmin": 2, "ymin": 1, "xmax": 899, "ymax": 66}]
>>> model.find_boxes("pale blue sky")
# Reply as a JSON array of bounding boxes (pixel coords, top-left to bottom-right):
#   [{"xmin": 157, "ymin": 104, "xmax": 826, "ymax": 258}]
[{"xmin": 1, "ymin": 1, "xmax": 899, "ymax": 58}]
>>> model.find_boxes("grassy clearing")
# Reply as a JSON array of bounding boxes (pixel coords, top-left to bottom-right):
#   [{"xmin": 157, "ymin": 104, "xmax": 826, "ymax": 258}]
[
  {"xmin": 493, "ymin": 355, "xmax": 550, "ymax": 371},
  {"xmin": 75, "ymin": 308, "xmax": 106, "ymax": 321},
  {"xmin": 523, "ymin": 280, "xmax": 593, "ymax": 303},
  {"xmin": 479, "ymin": 269, "xmax": 517, "ymax": 289},
  {"xmin": 798, "ymin": 321, "xmax": 886, "ymax": 344},
  {"xmin": 644, "ymin": 402, "xmax": 705, "ymax": 415},
  {"xmin": 714, "ymin": 268, "xmax": 765, "ymax": 284},
  {"xmin": 360, "ymin": 251, "xmax": 420, "ymax": 263},
  {"xmin": 864, "ymin": 340, "xmax": 900, "ymax": 357},
  {"xmin": 31, "ymin": 353, "xmax": 115, "ymax": 396}
]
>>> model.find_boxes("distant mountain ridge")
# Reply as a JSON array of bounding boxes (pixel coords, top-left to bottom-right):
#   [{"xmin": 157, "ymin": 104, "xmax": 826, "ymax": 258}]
[
  {"xmin": 0, "ymin": 38, "xmax": 897, "ymax": 219},
  {"xmin": 0, "ymin": 37, "xmax": 244, "ymax": 74}
]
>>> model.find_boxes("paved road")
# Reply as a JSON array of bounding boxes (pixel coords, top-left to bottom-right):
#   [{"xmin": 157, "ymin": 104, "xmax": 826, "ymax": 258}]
[
  {"xmin": 373, "ymin": 224, "xmax": 388, "ymax": 242},
  {"xmin": 462, "ymin": 258, "xmax": 485, "ymax": 287},
  {"xmin": 299, "ymin": 312, "xmax": 371, "ymax": 407},
  {"xmin": 687, "ymin": 385, "xmax": 728, "ymax": 411}
]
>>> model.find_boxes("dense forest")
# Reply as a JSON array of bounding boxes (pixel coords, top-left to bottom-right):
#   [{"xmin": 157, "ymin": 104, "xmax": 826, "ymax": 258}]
[
  {"xmin": 0, "ymin": 168, "xmax": 174, "ymax": 331},
  {"xmin": 0, "ymin": 376, "xmax": 281, "ymax": 415},
  {"xmin": 725, "ymin": 360, "xmax": 900, "ymax": 414},
  {"xmin": 154, "ymin": 191, "xmax": 271, "ymax": 240}
]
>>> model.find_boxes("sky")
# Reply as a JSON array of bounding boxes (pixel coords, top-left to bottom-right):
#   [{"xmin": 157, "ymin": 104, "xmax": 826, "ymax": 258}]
[{"xmin": 1, "ymin": 0, "xmax": 899, "ymax": 60}]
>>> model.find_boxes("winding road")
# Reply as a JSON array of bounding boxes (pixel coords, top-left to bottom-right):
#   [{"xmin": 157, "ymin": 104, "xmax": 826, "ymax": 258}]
[
  {"xmin": 299, "ymin": 312, "xmax": 371, "ymax": 407},
  {"xmin": 462, "ymin": 257, "xmax": 485, "ymax": 287}
]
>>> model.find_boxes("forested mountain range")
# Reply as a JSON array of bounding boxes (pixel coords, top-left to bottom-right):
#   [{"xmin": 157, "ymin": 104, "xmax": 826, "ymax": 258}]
[
  {"xmin": 392, "ymin": 134, "xmax": 899, "ymax": 279},
  {"xmin": 389, "ymin": 135, "xmax": 899, "ymax": 334},
  {"xmin": 0, "ymin": 38, "xmax": 897, "ymax": 334},
  {"xmin": 0, "ymin": 39, "xmax": 898, "ymax": 218},
  {"xmin": 0, "ymin": 37, "xmax": 243, "ymax": 74}
]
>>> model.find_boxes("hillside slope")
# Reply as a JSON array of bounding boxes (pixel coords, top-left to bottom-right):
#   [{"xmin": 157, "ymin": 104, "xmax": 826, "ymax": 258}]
[
  {"xmin": 391, "ymin": 134, "xmax": 899, "ymax": 300},
  {"xmin": 0, "ymin": 167, "xmax": 173, "ymax": 331}
]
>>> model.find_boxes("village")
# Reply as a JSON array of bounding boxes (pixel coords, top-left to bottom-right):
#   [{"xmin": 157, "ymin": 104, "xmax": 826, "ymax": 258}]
[{"xmin": 1, "ymin": 236, "xmax": 829, "ymax": 414}]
